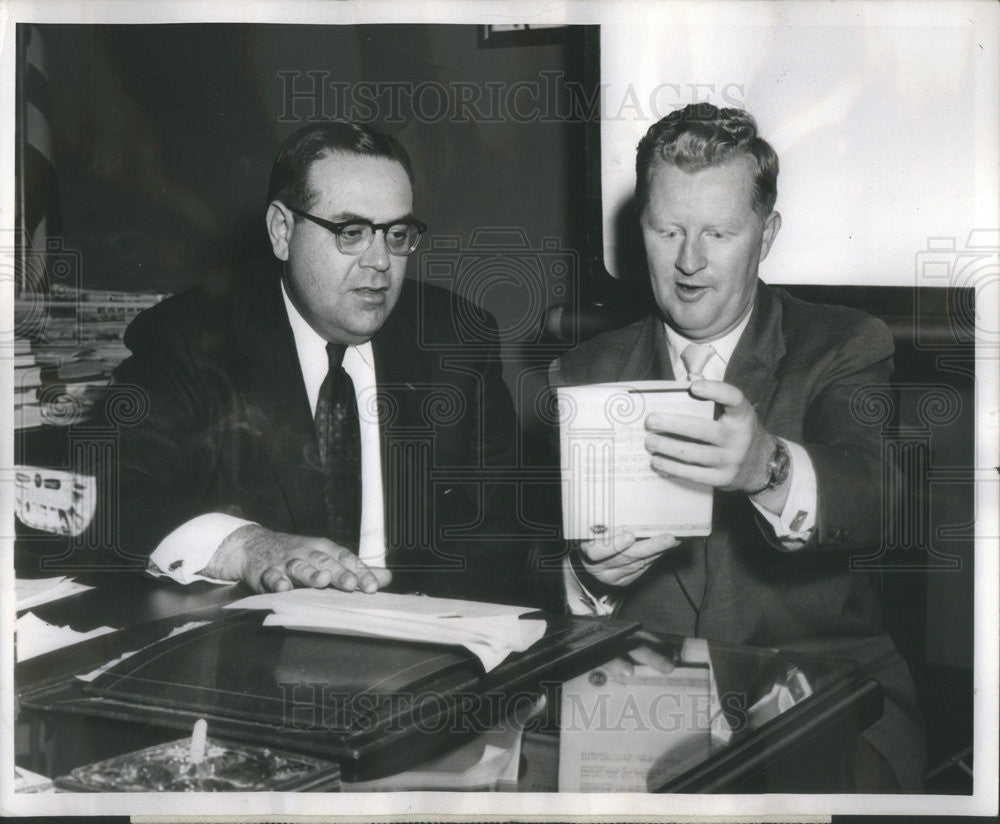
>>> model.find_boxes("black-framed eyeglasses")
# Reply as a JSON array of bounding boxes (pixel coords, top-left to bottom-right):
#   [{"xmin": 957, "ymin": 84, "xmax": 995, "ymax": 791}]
[{"xmin": 288, "ymin": 206, "xmax": 427, "ymax": 256}]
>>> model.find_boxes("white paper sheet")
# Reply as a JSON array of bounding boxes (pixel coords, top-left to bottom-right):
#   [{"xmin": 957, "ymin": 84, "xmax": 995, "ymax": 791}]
[
  {"xmin": 226, "ymin": 589, "xmax": 547, "ymax": 672},
  {"xmin": 15, "ymin": 576, "xmax": 94, "ymax": 611},
  {"xmin": 15, "ymin": 612, "xmax": 117, "ymax": 662},
  {"xmin": 557, "ymin": 381, "xmax": 715, "ymax": 540},
  {"xmin": 559, "ymin": 658, "xmax": 732, "ymax": 792}
]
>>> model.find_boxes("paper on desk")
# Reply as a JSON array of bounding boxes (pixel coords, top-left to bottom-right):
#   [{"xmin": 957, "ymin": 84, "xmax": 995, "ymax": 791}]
[
  {"xmin": 15, "ymin": 612, "xmax": 117, "ymax": 662},
  {"xmin": 558, "ymin": 658, "xmax": 732, "ymax": 792},
  {"xmin": 15, "ymin": 576, "xmax": 94, "ymax": 611},
  {"xmin": 557, "ymin": 381, "xmax": 714, "ymax": 539},
  {"xmin": 14, "ymin": 764, "xmax": 55, "ymax": 794},
  {"xmin": 226, "ymin": 589, "xmax": 547, "ymax": 672}
]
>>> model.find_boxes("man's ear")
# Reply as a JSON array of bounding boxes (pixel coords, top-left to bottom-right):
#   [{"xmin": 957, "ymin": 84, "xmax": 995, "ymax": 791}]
[
  {"xmin": 266, "ymin": 201, "xmax": 294, "ymax": 261},
  {"xmin": 759, "ymin": 210, "xmax": 782, "ymax": 262}
]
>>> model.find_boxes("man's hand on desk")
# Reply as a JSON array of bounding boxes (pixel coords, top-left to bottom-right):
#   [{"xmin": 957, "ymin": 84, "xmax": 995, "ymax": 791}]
[
  {"xmin": 200, "ymin": 524, "xmax": 392, "ymax": 593},
  {"xmin": 577, "ymin": 529, "xmax": 679, "ymax": 588}
]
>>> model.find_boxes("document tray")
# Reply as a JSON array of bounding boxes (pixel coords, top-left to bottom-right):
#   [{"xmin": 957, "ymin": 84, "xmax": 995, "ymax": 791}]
[{"xmin": 22, "ymin": 607, "xmax": 638, "ymax": 778}]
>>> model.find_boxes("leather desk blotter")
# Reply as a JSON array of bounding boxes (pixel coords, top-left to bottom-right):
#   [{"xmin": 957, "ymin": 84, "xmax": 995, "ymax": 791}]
[{"xmin": 19, "ymin": 607, "xmax": 638, "ymax": 778}]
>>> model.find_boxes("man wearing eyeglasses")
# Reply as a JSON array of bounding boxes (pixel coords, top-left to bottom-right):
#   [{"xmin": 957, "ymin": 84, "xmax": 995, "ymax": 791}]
[{"xmin": 109, "ymin": 122, "xmax": 526, "ymax": 602}]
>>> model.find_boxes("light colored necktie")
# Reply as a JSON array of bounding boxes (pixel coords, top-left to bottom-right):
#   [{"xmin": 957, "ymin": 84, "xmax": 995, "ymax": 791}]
[{"xmin": 680, "ymin": 342, "xmax": 715, "ymax": 381}]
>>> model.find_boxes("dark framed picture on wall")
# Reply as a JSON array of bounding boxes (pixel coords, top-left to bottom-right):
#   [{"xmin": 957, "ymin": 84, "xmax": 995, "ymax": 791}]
[{"xmin": 478, "ymin": 23, "xmax": 569, "ymax": 48}]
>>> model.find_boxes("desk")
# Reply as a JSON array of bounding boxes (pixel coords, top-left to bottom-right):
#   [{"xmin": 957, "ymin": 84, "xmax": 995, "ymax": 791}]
[{"xmin": 14, "ymin": 567, "xmax": 882, "ymax": 793}]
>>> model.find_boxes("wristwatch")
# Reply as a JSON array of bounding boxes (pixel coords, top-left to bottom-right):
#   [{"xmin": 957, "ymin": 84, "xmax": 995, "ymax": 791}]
[{"xmin": 745, "ymin": 438, "xmax": 790, "ymax": 496}]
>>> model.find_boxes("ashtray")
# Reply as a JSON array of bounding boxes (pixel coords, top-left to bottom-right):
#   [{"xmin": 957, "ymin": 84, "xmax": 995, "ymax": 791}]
[{"xmin": 55, "ymin": 736, "xmax": 340, "ymax": 792}]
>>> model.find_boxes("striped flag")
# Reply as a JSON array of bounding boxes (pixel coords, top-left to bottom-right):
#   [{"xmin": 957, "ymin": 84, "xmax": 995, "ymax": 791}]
[{"xmin": 15, "ymin": 24, "xmax": 61, "ymax": 295}]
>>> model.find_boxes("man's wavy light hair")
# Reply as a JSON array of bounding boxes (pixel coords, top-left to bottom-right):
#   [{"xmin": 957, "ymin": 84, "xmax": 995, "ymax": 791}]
[{"xmin": 636, "ymin": 103, "xmax": 779, "ymax": 218}]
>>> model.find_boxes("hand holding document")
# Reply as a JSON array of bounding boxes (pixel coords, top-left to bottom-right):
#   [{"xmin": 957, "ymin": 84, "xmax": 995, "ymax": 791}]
[
  {"xmin": 226, "ymin": 589, "xmax": 547, "ymax": 672},
  {"xmin": 557, "ymin": 381, "xmax": 714, "ymax": 540}
]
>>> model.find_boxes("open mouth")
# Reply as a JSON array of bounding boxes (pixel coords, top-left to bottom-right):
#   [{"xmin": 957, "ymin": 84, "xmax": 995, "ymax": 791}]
[{"xmin": 675, "ymin": 283, "xmax": 708, "ymax": 299}]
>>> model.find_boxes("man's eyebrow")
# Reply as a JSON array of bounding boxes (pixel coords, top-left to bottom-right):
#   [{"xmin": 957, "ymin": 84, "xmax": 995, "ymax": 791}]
[
  {"xmin": 326, "ymin": 211, "xmax": 418, "ymax": 224},
  {"xmin": 706, "ymin": 220, "xmax": 740, "ymax": 232}
]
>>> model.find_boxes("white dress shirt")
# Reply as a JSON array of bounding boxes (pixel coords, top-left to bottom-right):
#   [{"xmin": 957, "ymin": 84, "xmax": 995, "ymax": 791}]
[
  {"xmin": 565, "ymin": 309, "xmax": 818, "ymax": 616},
  {"xmin": 147, "ymin": 281, "xmax": 387, "ymax": 584}
]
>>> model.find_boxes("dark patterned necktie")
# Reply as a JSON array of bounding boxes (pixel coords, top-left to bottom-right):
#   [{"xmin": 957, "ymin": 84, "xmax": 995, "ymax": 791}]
[{"xmin": 314, "ymin": 342, "xmax": 361, "ymax": 552}]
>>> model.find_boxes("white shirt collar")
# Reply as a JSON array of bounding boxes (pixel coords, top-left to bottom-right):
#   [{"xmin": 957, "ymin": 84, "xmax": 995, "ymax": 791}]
[
  {"xmin": 663, "ymin": 305, "xmax": 754, "ymax": 375},
  {"xmin": 280, "ymin": 278, "xmax": 374, "ymax": 413}
]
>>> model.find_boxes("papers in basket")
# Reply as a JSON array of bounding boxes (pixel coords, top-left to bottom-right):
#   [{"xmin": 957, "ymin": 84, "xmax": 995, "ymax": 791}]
[{"xmin": 226, "ymin": 589, "xmax": 547, "ymax": 672}]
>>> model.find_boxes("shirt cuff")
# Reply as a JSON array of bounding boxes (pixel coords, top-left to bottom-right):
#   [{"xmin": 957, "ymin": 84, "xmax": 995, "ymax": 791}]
[
  {"xmin": 563, "ymin": 554, "xmax": 619, "ymax": 616},
  {"xmin": 751, "ymin": 439, "xmax": 817, "ymax": 550},
  {"xmin": 146, "ymin": 514, "xmax": 256, "ymax": 585}
]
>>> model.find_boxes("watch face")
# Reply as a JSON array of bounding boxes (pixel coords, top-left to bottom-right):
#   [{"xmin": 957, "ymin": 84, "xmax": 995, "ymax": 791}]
[{"xmin": 771, "ymin": 443, "xmax": 791, "ymax": 486}]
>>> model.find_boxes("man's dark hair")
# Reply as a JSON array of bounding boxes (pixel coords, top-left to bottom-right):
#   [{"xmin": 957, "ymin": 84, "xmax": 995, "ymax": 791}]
[
  {"xmin": 267, "ymin": 122, "xmax": 415, "ymax": 210},
  {"xmin": 636, "ymin": 103, "xmax": 779, "ymax": 218}
]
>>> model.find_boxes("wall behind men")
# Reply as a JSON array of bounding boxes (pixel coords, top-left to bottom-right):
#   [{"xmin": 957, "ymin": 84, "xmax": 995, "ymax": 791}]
[
  {"xmin": 599, "ymin": 5, "xmax": 998, "ymax": 290},
  {"xmin": 39, "ymin": 23, "xmax": 589, "ymax": 343}
]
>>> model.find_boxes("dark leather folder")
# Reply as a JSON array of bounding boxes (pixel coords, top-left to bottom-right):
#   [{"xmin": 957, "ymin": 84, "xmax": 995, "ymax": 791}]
[{"xmin": 19, "ymin": 606, "xmax": 638, "ymax": 778}]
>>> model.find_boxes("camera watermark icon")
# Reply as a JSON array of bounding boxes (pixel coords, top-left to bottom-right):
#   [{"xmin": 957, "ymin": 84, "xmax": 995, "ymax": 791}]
[
  {"xmin": 418, "ymin": 228, "xmax": 578, "ymax": 350},
  {"xmin": 913, "ymin": 229, "xmax": 999, "ymax": 350}
]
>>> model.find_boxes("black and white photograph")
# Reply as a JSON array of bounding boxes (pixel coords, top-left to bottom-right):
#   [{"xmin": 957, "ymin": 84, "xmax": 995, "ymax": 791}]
[{"xmin": 2, "ymin": 0, "xmax": 997, "ymax": 819}]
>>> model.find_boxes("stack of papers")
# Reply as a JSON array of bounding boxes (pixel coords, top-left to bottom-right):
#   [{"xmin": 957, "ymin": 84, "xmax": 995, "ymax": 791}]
[
  {"xmin": 15, "ymin": 576, "xmax": 93, "ymax": 611},
  {"xmin": 226, "ymin": 589, "xmax": 547, "ymax": 672}
]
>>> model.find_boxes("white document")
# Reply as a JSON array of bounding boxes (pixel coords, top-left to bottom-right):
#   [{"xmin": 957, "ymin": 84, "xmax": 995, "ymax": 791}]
[
  {"xmin": 14, "ymin": 765, "xmax": 54, "ymax": 794},
  {"xmin": 557, "ymin": 381, "xmax": 715, "ymax": 540},
  {"xmin": 15, "ymin": 612, "xmax": 117, "ymax": 663},
  {"xmin": 226, "ymin": 589, "xmax": 547, "ymax": 672},
  {"xmin": 15, "ymin": 576, "xmax": 94, "ymax": 611},
  {"xmin": 558, "ymin": 655, "xmax": 732, "ymax": 793}
]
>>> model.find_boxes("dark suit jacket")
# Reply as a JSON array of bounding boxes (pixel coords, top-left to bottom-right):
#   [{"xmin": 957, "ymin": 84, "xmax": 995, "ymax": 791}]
[
  {"xmin": 550, "ymin": 281, "xmax": 925, "ymax": 790},
  {"xmin": 106, "ymin": 268, "xmax": 529, "ymax": 603}
]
